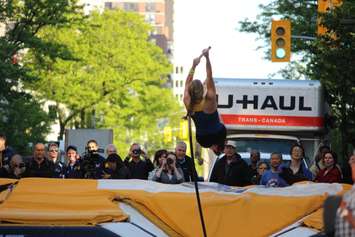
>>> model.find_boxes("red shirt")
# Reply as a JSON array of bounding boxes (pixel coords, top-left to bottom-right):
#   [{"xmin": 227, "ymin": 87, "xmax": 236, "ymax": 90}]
[{"xmin": 315, "ymin": 166, "xmax": 342, "ymax": 183}]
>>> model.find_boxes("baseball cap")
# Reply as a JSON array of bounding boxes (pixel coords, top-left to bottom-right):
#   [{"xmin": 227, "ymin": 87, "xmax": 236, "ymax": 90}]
[
  {"xmin": 66, "ymin": 145, "xmax": 77, "ymax": 152},
  {"xmin": 225, "ymin": 140, "xmax": 237, "ymax": 148}
]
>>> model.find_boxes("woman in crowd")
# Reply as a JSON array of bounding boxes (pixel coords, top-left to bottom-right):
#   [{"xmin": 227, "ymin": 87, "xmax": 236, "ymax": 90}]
[
  {"xmin": 279, "ymin": 144, "xmax": 313, "ymax": 185},
  {"xmin": 151, "ymin": 149, "xmax": 168, "ymax": 168},
  {"xmin": 315, "ymin": 151, "xmax": 342, "ymax": 183},
  {"xmin": 149, "ymin": 151, "xmax": 184, "ymax": 184},
  {"xmin": 251, "ymin": 161, "xmax": 269, "ymax": 185},
  {"xmin": 310, "ymin": 145, "xmax": 330, "ymax": 177},
  {"xmin": 341, "ymin": 154, "xmax": 355, "ymax": 184}
]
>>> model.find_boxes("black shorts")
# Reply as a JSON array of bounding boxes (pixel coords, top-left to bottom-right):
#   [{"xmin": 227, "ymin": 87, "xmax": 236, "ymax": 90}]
[{"xmin": 196, "ymin": 124, "xmax": 226, "ymax": 148}]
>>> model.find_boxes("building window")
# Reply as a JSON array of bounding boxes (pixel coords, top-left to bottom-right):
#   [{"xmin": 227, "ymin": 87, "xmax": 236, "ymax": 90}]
[
  {"xmin": 145, "ymin": 2, "xmax": 156, "ymax": 12},
  {"xmin": 124, "ymin": 3, "xmax": 138, "ymax": 12},
  {"xmin": 176, "ymin": 94, "xmax": 179, "ymax": 100},
  {"xmin": 180, "ymin": 80, "xmax": 183, "ymax": 87},
  {"xmin": 175, "ymin": 80, "xmax": 178, "ymax": 88},
  {"xmin": 175, "ymin": 66, "xmax": 179, "ymax": 74},
  {"xmin": 180, "ymin": 66, "xmax": 183, "ymax": 74},
  {"xmin": 104, "ymin": 2, "xmax": 113, "ymax": 9},
  {"xmin": 145, "ymin": 13, "xmax": 156, "ymax": 25},
  {"xmin": 180, "ymin": 94, "xmax": 183, "ymax": 100}
]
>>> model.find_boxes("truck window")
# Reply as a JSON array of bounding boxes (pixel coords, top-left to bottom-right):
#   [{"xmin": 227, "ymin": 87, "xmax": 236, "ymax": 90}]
[{"xmin": 231, "ymin": 138, "xmax": 297, "ymax": 155}]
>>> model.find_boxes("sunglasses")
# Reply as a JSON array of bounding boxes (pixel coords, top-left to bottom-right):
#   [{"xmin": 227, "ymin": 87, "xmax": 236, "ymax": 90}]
[
  {"xmin": 49, "ymin": 149, "xmax": 58, "ymax": 152},
  {"xmin": 13, "ymin": 163, "xmax": 25, "ymax": 168}
]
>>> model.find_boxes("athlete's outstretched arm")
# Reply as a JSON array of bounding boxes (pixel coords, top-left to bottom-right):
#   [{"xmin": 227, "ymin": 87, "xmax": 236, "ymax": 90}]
[
  {"xmin": 203, "ymin": 47, "xmax": 216, "ymax": 97},
  {"xmin": 183, "ymin": 57, "xmax": 201, "ymax": 108}
]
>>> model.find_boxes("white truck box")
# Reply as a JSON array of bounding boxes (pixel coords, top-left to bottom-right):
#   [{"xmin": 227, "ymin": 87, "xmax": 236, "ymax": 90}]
[
  {"xmin": 64, "ymin": 129, "xmax": 113, "ymax": 157},
  {"xmin": 203, "ymin": 79, "xmax": 327, "ymax": 179},
  {"xmin": 216, "ymin": 78, "xmax": 324, "ymax": 132}
]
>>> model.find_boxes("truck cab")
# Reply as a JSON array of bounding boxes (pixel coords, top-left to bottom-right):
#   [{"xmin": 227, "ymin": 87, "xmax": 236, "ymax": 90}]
[{"xmin": 227, "ymin": 133, "xmax": 299, "ymax": 162}]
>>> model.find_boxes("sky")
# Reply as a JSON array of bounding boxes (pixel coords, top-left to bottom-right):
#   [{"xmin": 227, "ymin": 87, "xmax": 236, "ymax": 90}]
[{"xmin": 173, "ymin": 0, "xmax": 286, "ymax": 80}]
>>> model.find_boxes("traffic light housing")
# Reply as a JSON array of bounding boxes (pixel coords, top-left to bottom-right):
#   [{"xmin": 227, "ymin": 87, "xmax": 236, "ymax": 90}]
[
  {"xmin": 317, "ymin": 0, "xmax": 343, "ymax": 35},
  {"xmin": 318, "ymin": 0, "xmax": 342, "ymax": 12},
  {"xmin": 271, "ymin": 20, "xmax": 291, "ymax": 62},
  {"xmin": 179, "ymin": 120, "xmax": 188, "ymax": 139},
  {"xmin": 163, "ymin": 126, "xmax": 172, "ymax": 143}
]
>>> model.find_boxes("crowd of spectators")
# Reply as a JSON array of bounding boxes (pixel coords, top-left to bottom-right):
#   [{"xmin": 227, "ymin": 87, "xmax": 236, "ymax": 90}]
[
  {"xmin": 0, "ymin": 133, "xmax": 354, "ymax": 189},
  {"xmin": 0, "ymin": 134, "xmax": 199, "ymax": 185},
  {"xmin": 210, "ymin": 141, "xmax": 353, "ymax": 188}
]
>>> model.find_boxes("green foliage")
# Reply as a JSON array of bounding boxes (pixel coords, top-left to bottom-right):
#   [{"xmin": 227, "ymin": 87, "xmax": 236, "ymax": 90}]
[
  {"xmin": 308, "ymin": 2, "xmax": 355, "ymax": 157},
  {"xmin": 0, "ymin": 0, "xmax": 82, "ymax": 152},
  {"xmin": 25, "ymin": 9, "xmax": 180, "ymax": 155},
  {"xmin": 239, "ymin": 0, "xmax": 355, "ymax": 159},
  {"xmin": 0, "ymin": 92, "xmax": 51, "ymax": 154}
]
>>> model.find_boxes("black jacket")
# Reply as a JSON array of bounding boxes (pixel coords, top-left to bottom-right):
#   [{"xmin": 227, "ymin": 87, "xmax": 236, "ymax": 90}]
[
  {"xmin": 26, "ymin": 158, "xmax": 53, "ymax": 178},
  {"xmin": 0, "ymin": 147, "xmax": 15, "ymax": 178},
  {"xmin": 104, "ymin": 166, "xmax": 131, "ymax": 179},
  {"xmin": 124, "ymin": 158, "xmax": 154, "ymax": 180},
  {"xmin": 50, "ymin": 160, "xmax": 66, "ymax": 178},
  {"xmin": 64, "ymin": 161, "xmax": 83, "ymax": 179},
  {"xmin": 210, "ymin": 154, "xmax": 252, "ymax": 186},
  {"xmin": 176, "ymin": 156, "xmax": 197, "ymax": 182}
]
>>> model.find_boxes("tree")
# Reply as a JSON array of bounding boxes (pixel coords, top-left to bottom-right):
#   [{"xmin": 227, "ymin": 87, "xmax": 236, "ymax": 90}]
[
  {"xmin": 308, "ymin": 3, "xmax": 355, "ymax": 159},
  {"xmin": 0, "ymin": 92, "xmax": 51, "ymax": 154},
  {"xmin": 0, "ymin": 0, "xmax": 82, "ymax": 153},
  {"xmin": 239, "ymin": 0, "xmax": 355, "ymax": 159},
  {"xmin": 25, "ymin": 10, "xmax": 181, "ymax": 154}
]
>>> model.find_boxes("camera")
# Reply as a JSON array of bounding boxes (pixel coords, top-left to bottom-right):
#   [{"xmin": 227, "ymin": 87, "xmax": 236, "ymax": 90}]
[
  {"xmin": 81, "ymin": 148, "xmax": 103, "ymax": 179},
  {"xmin": 167, "ymin": 157, "xmax": 174, "ymax": 165},
  {"xmin": 132, "ymin": 149, "xmax": 141, "ymax": 155}
]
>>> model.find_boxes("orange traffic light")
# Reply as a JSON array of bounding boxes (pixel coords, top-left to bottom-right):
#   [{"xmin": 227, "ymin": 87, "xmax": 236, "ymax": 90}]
[
  {"xmin": 318, "ymin": 0, "xmax": 343, "ymax": 12},
  {"xmin": 317, "ymin": 0, "xmax": 343, "ymax": 35},
  {"xmin": 271, "ymin": 20, "xmax": 291, "ymax": 62}
]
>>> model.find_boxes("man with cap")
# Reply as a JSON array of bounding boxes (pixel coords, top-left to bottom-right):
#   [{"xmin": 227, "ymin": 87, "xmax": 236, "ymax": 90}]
[
  {"xmin": 64, "ymin": 145, "xmax": 82, "ymax": 179},
  {"xmin": 209, "ymin": 140, "xmax": 252, "ymax": 186}
]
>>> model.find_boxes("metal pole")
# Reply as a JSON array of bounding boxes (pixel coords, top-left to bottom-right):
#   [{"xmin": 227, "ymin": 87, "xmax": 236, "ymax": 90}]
[{"xmin": 187, "ymin": 115, "xmax": 207, "ymax": 237}]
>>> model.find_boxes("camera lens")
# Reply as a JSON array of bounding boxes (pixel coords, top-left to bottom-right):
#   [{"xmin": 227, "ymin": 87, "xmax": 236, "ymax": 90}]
[
  {"xmin": 167, "ymin": 158, "xmax": 173, "ymax": 165},
  {"xmin": 132, "ymin": 149, "xmax": 140, "ymax": 155}
]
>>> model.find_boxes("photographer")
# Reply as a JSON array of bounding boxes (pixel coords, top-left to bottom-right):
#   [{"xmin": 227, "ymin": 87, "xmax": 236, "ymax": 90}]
[
  {"xmin": 124, "ymin": 143, "xmax": 154, "ymax": 180},
  {"xmin": 8, "ymin": 154, "xmax": 28, "ymax": 179},
  {"xmin": 80, "ymin": 139, "xmax": 105, "ymax": 179},
  {"xmin": 149, "ymin": 151, "xmax": 184, "ymax": 184},
  {"xmin": 103, "ymin": 154, "xmax": 130, "ymax": 179}
]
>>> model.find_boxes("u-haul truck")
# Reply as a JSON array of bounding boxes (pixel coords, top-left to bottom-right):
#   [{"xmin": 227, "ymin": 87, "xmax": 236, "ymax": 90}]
[{"xmin": 204, "ymin": 78, "xmax": 327, "ymax": 179}]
